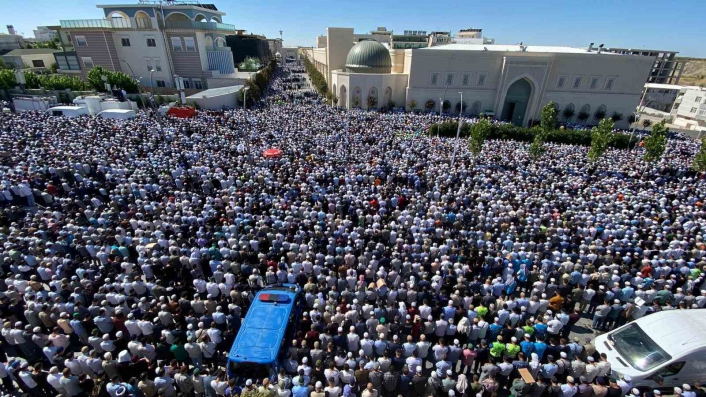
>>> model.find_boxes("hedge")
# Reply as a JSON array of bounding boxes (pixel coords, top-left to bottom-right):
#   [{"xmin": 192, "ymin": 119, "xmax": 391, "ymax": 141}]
[{"xmin": 428, "ymin": 121, "xmax": 637, "ymax": 149}]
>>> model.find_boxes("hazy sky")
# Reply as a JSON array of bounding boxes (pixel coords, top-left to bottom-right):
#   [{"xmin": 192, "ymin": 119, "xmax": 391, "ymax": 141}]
[{"xmin": 2, "ymin": 0, "xmax": 705, "ymax": 57}]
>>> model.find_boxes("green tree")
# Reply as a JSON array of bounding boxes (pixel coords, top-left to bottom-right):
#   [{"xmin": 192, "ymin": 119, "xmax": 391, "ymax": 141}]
[
  {"xmin": 643, "ymin": 120, "xmax": 669, "ymax": 163},
  {"xmin": 693, "ymin": 137, "xmax": 706, "ymax": 172},
  {"xmin": 588, "ymin": 118, "xmax": 615, "ymax": 163},
  {"xmin": 442, "ymin": 100, "xmax": 451, "ymax": 112},
  {"xmin": 87, "ymin": 66, "xmax": 110, "ymax": 92},
  {"xmin": 108, "ymin": 71, "xmax": 139, "ymax": 93},
  {"xmin": 0, "ymin": 69, "xmax": 17, "ymax": 90},
  {"xmin": 23, "ymin": 71, "xmax": 42, "ymax": 89},
  {"xmin": 540, "ymin": 101, "xmax": 558, "ymax": 133},
  {"xmin": 610, "ymin": 112, "xmax": 623, "ymax": 122},
  {"xmin": 468, "ymin": 118, "xmax": 491, "ymax": 156}
]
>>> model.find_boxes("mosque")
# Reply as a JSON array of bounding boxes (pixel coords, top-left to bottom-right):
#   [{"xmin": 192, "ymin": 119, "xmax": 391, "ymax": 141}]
[{"xmin": 305, "ymin": 27, "xmax": 656, "ymax": 128}]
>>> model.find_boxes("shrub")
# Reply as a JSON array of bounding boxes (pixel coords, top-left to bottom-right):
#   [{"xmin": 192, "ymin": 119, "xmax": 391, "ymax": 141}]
[
  {"xmin": 424, "ymin": 99, "xmax": 435, "ymax": 110},
  {"xmin": 407, "ymin": 100, "xmax": 417, "ymax": 110}
]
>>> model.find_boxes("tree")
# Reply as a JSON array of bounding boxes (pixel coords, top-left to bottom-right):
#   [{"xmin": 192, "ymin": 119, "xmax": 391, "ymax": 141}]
[
  {"xmin": 87, "ymin": 66, "xmax": 110, "ymax": 92},
  {"xmin": 693, "ymin": 137, "xmax": 706, "ymax": 172},
  {"xmin": 23, "ymin": 71, "xmax": 41, "ymax": 89},
  {"xmin": 387, "ymin": 100, "xmax": 395, "ymax": 109},
  {"xmin": 468, "ymin": 118, "xmax": 491, "ymax": 156},
  {"xmin": 610, "ymin": 112, "xmax": 623, "ymax": 122},
  {"xmin": 531, "ymin": 102, "xmax": 558, "ymax": 159},
  {"xmin": 49, "ymin": 62, "xmax": 58, "ymax": 73},
  {"xmin": 643, "ymin": 120, "xmax": 669, "ymax": 163},
  {"xmin": 424, "ymin": 99, "xmax": 435, "ymax": 111},
  {"xmin": 407, "ymin": 100, "xmax": 417, "ymax": 111},
  {"xmin": 367, "ymin": 95, "xmax": 377, "ymax": 109},
  {"xmin": 577, "ymin": 111, "xmax": 589, "ymax": 122},
  {"xmin": 352, "ymin": 96, "xmax": 360, "ymax": 108},
  {"xmin": 108, "ymin": 71, "xmax": 139, "ymax": 93},
  {"xmin": 588, "ymin": 118, "xmax": 615, "ymax": 163},
  {"xmin": 594, "ymin": 108, "xmax": 606, "ymax": 121},
  {"xmin": 562, "ymin": 107, "xmax": 575, "ymax": 121},
  {"xmin": 0, "ymin": 69, "xmax": 17, "ymax": 90},
  {"xmin": 642, "ymin": 119, "xmax": 652, "ymax": 129},
  {"xmin": 627, "ymin": 114, "xmax": 637, "ymax": 125},
  {"xmin": 455, "ymin": 101, "xmax": 467, "ymax": 113}
]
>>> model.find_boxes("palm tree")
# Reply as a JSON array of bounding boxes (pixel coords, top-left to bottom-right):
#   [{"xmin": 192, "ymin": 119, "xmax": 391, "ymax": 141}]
[
  {"xmin": 610, "ymin": 112, "xmax": 623, "ymax": 122},
  {"xmin": 577, "ymin": 111, "xmax": 590, "ymax": 123}
]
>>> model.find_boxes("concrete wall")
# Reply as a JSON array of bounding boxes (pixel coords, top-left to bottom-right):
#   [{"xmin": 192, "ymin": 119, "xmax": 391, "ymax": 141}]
[
  {"xmin": 111, "ymin": 30, "xmax": 173, "ymax": 87},
  {"xmin": 331, "ymin": 71, "xmax": 408, "ymax": 110},
  {"xmin": 70, "ymin": 30, "xmax": 121, "ymax": 76},
  {"xmin": 326, "ymin": 28, "xmax": 354, "ymax": 84},
  {"xmin": 167, "ymin": 33, "xmax": 209, "ymax": 86}
]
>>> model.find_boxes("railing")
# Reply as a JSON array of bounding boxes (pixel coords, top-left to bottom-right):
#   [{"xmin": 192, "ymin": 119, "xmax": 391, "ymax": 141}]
[
  {"xmin": 60, "ymin": 18, "xmax": 153, "ymax": 30},
  {"xmin": 164, "ymin": 20, "xmax": 236, "ymax": 32}
]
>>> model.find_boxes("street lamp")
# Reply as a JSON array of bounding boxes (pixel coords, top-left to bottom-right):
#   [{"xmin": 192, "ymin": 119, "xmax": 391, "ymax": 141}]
[
  {"xmin": 243, "ymin": 87, "xmax": 250, "ymax": 111},
  {"xmin": 149, "ymin": 69, "xmax": 156, "ymax": 108},
  {"xmin": 451, "ymin": 92, "xmax": 463, "ymax": 166}
]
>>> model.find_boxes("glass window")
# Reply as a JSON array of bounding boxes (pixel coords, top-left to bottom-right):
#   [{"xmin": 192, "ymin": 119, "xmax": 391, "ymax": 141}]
[
  {"xmin": 477, "ymin": 73, "xmax": 487, "ymax": 87},
  {"xmin": 184, "ymin": 37, "xmax": 196, "ymax": 51},
  {"xmin": 32, "ymin": 60, "xmax": 45, "ymax": 68},
  {"xmin": 557, "ymin": 76, "xmax": 566, "ymax": 89},
  {"xmin": 154, "ymin": 59, "xmax": 162, "ymax": 72},
  {"xmin": 194, "ymin": 79, "xmax": 203, "ymax": 89},
  {"xmin": 430, "ymin": 73, "xmax": 439, "ymax": 86},
  {"xmin": 121, "ymin": 37, "xmax": 130, "ymax": 47},
  {"xmin": 146, "ymin": 38, "xmax": 156, "ymax": 47},
  {"xmin": 462, "ymin": 74, "xmax": 470, "ymax": 86},
  {"xmin": 445, "ymin": 73, "xmax": 453, "ymax": 86},
  {"xmin": 573, "ymin": 77, "xmax": 582, "ymax": 89},
  {"xmin": 82, "ymin": 57, "xmax": 94, "ymax": 69},
  {"xmin": 691, "ymin": 107, "xmax": 697, "ymax": 113},
  {"xmin": 608, "ymin": 323, "xmax": 671, "ymax": 371},
  {"xmin": 605, "ymin": 78, "xmax": 615, "ymax": 91},
  {"xmin": 589, "ymin": 77, "xmax": 599, "ymax": 90},
  {"xmin": 696, "ymin": 96, "xmax": 703, "ymax": 102},
  {"xmin": 183, "ymin": 79, "xmax": 191, "ymax": 89},
  {"xmin": 171, "ymin": 37, "xmax": 182, "ymax": 51},
  {"xmin": 156, "ymin": 80, "xmax": 166, "ymax": 87},
  {"xmin": 146, "ymin": 58, "xmax": 154, "ymax": 71},
  {"xmin": 75, "ymin": 36, "xmax": 87, "ymax": 47}
]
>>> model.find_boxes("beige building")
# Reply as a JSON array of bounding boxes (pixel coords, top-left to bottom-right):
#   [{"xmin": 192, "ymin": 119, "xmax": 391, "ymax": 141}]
[{"xmin": 306, "ymin": 28, "xmax": 656, "ymax": 128}]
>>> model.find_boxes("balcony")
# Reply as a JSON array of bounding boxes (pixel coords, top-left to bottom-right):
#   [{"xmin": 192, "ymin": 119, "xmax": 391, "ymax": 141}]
[
  {"xmin": 163, "ymin": 20, "xmax": 236, "ymax": 33},
  {"xmin": 60, "ymin": 18, "xmax": 152, "ymax": 30}
]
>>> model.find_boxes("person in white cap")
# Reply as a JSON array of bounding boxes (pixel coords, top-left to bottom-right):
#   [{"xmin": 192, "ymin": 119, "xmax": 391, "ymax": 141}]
[{"xmin": 618, "ymin": 375, "xmax": 633, "ymax": 396}]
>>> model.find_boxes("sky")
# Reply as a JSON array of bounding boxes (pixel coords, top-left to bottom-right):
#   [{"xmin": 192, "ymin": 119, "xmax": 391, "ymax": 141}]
[{"xmin": 2, "ymin": 0, "xmax": 705, "ymax": 58}]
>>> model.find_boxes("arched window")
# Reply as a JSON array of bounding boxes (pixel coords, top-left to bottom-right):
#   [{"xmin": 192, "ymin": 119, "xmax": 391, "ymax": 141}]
[
  {"xmin": 214, "ymin": 37, "xmax": 226, "ymax": 48},
  {"xmin": 470, "ymin": 101, "xmax": 481, "ymax": 116},
  {"xmin": 563, "ymin": 103, "xmax": 575, "ymax": 120},
  {"xmin": 580, "ymin": 104, "xmax": 591, "ymax": 114},
  {"xmin": 205, "ymin": 36, "xmax": 214, "ymax": 48}
]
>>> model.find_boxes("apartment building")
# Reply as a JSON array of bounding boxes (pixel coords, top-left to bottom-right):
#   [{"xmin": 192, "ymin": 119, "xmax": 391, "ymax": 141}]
[{"xmin": 53, "ymin": 1, "xmax": 239, "ymax": 91}]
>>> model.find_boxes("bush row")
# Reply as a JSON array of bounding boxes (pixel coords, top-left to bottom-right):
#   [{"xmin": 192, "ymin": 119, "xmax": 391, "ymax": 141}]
[
  {"xmin": 428, "ymin": 121, "xmax": 637, "ymax": 149},
  {"xmin": 303, "ymin": 57, "xmax": 328, "ymax": 96}
]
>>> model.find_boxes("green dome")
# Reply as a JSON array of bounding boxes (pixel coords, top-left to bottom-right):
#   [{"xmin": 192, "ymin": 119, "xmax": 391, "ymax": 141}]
[{"xmin": 345, "ymin": 40, "xmax": 392, "ymax": 74}]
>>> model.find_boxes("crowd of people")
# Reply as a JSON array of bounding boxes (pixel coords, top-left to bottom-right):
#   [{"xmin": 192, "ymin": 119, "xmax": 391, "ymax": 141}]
[{"xmin": 0, "ymin": 64, "xmax": 704, "ymax": 397}]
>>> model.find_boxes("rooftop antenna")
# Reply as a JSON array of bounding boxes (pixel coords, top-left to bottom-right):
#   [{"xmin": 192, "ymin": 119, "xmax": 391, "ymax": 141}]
[{"xmin": 279, "ymin": 29, "xmax": 283, "ymax": 42}]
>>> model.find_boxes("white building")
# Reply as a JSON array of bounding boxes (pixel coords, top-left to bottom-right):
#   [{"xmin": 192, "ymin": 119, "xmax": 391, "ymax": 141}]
[
  {"xmin": 308, "ymin": 27, "xmax": 654, "ymax": 128},
  {"xmin": 671, "ymin": 86, "xmax": 706, "ymax": 131},
  {"xmin": 33, "ymin": 26, "xmax": 58, "ymax": 42}
]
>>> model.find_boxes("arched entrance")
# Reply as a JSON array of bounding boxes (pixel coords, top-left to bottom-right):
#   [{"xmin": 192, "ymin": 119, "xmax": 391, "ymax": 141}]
[
  {"xmin": 501, "ymin": 78, "xmax": 533, "ymax": 126},
  {"xmin": 340, "ymin": 85, "xmax": 347, "ymax": 108}
]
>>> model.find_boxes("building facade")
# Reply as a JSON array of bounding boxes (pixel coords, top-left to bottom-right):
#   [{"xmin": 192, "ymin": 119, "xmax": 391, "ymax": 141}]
[
  {"xmin": 2, "ymin": 49, "xmax": 60, "ymax": 70},
  {"xmin": 33, "ymin": 26, "xmax": 58, "ymax": 42},
  {"xmin": 52, "ymin": 1, "xmax": 238, "ymax": 91},
  {"xmin": 307, "ymin": 28, "xmax": 657, "ymax": 128},
  {"xmin": 671, "ymin": 86, "xmax": 706, "ymax": 131},
  {"xmin": 226, "ymin": 33, "xmax": 272, "ymax": 65},
  {"xmin": 603, "ymin": 47, "xmax": 684, "ymax": 85}
]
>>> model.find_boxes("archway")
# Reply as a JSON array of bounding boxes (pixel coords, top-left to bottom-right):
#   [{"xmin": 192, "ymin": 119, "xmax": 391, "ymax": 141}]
[
  {"xmin": 353, "ymin": 87, "xmax": 362, "ymax": 108},
  {"xmin": 368, "ymin": 87, "xmax": 378, "ymax": 109},
  {"xmin": 501, "ymin": 78, "xmax": 533, "ymax": 126},
  {"xmin": 165, "ymin": 12, "xmax": 190, "ymax": 23},
  {"xmin": 340, "ymin": 85, "xmax": 347, "ymax": 108},
  {"xmin": 470, "ymin": 101, "xmax": 481, "ymax": 116},
  {"xmin": 211, "ymin": 16, "xmax": 222, "ymax": 23},
  {"xmin": 384, "ymin": 86, "xmax": 392, "ymax": 106},
  {"xmin": 194, "ymin": 14, "xmax": 208, "ymax": 22},
  {"xmin": 214, "ymin": 37, "xmax": 226, "ymax": 48},
  {"xmin": 205, "ymin": 36, "xmax": 214, "ymax": 48},
  {"xmin": 107, "ymin": 11, "xmax": 131, "ymax": 27}
]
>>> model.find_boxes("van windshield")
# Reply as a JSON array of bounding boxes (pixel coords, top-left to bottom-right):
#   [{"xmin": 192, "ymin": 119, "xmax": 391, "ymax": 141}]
[{"xmin": 609, "ymin": 323, "xmax": 671, "ymax": 371}]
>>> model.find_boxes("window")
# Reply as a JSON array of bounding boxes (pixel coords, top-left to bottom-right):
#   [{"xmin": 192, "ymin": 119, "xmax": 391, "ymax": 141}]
[
  {"xmin": 609, "ymin": 323, "xmax": 671, "ymax": 371},
  {"xmin": 75, "ymin": 35, "xmax": 87, "ymax": 47},
  {"xmin": 572, "ymin": 76, "xmax": 583, "ymax": 89},
  {"xmin": 430, "ymin": 73, "xmax": 439, "ymax": 86},
  {"xmin": 146, "ymin": 58, "xmax": 154, "ymax": 71},
  {"xmin": 146, "ymin": 38, "xmax": 156, "ymax": 47},
  {"xmin": 156, "ymin": 80, "xmax": 166, "ymax": 88},
  {"xmin": 651, "ymin": 362, "xmax": 685, "ymax": 379},
  {"xmin": 193, "ymin": 79, "xmax": 203, "ymax": 89},
  {"xmin": 171, "ymin": 37, "xmax": 182, "ymax": 51},
  {"xmin": 589, "ymin": 76, "xmax": 600, "ymax": 90},
  {"xmin": 556, "ymin": 75, "xmax": 567, "ymax": 89},
  {"xmin": 696, "ymin": 96, "xmax": 703, "ymax": 102},
  {"xmin": 120, "ymin": 37, "xmax": 131, "ymax": 47},
  {"xmin": 81, "ymin": 57, "xmax": 94, "ymax": 69},
  {"xmin": 183, "ymin": 79, "xmax": 192, "ymax": 89},
  {"xmin": 445, "ymin": 73, "xmax": 454, "ymax": 86},
  {"xmin": 690, "ymin": 107, "xmax": 697, "ymax": 113},
  {"xmin": 32, "ymin": 60, "xmax": 45, "ymax": 68},
  {"xmin": 604, "ymin": 77, "xmax": 616, "ymax": 91},
  {"xmin": 154, "ymin": 58, "xmax": 162, "ymax": 72},
  {"xmin": 184, "ymin": 37, "xmax": 196, "ymax": 51},
  {"xmin": 477, "ymin": 73, "xmax": 487, "ymax": 87},
  {"xmin": 462, "ymin": 73, "xmax": 470, "ymax": 87}
]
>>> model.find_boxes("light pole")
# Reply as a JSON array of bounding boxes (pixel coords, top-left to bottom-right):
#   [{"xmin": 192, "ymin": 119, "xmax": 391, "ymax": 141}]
[
  {"xmin": 149, "ymin": 69, "xmax": 156, "ymax": 108},
  {"xmin": 243, "ymin": 87, "xmax": 250, "ymax": 111},
  {"xmin": 451, "ymin": 92, "xmax": 463, "ymax": 166}
]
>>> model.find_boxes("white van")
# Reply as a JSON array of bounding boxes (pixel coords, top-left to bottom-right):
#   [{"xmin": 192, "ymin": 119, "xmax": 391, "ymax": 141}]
[
  {"xmin": 595, "ymin": 309, "xmax": 706, "ymax": 389},
  {"xmin": 45, "ymin": 106, "xmax": 88, "ymax": 118}
]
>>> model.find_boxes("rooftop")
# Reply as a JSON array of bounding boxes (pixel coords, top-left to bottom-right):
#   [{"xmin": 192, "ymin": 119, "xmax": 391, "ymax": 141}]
[
  {"xmin": 422, "ymin": 43, "xmax": 620, "ymax": 54},
  {"xmin": 3, "ymin": 49, "xmax": 61, "ymax": 56}
]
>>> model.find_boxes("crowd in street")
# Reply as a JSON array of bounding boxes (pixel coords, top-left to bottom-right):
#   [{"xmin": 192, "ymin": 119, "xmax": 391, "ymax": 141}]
[{"xmin": 0, "ymin": 64, "xmax": 704, "ymax": 397}]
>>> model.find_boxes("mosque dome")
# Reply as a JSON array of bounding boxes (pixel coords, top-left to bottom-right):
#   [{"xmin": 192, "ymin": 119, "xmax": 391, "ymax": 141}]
[{"xmin": 345, "ymin": 40, "xmax": 392, "ymax": 74}]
